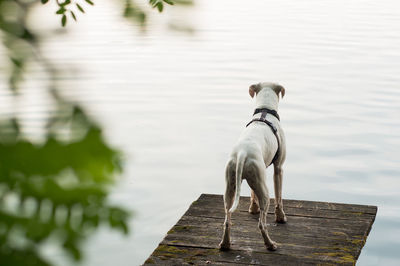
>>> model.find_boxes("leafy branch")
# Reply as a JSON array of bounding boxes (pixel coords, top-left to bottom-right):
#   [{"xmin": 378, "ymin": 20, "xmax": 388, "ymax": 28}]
[
  {"xmin": 40, "ymin": 0, "xmax": 175, "ymax": 27},
  {"xmin": 39, "ymin": 0, "xmax": 94, "ymax": 26},
  {"xmin": 149, "ymin": 0, "xmax": 174, "ymax": 12}
]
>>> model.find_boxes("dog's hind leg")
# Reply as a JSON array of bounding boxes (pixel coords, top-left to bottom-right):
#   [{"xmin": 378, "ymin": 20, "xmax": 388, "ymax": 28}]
[
  {"xmin": 257, "ymin": 186, "xmax": 277, "ymax": 251},
  {"xmin": 219, "ymin": 160, "xmax": 236, "ymax": 251},
  {"xmin": 273, "ymin": 164, "xmax": 287, "ymax": 223},
  {"xmin": 247, "ymin": 161, "xmax": 277, "ymax": 251}
]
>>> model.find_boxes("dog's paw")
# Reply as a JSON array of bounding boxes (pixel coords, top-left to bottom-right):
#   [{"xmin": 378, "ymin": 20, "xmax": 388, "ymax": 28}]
[
  {"xmin": 249, "ymin": 202, "xmax": 260, "ymax": 214},
  {"xmin": 249, "ymin": 207, "xmax": 260, "ymax": 214},
  {"xmin": 275, "ymin": 208, "xmax": 287, "ymax": 223},
  {"xmin": 266, "ymin": 241, "xmax": 278, "ymax": 251},
  {"xmin": 275, "ymin": 214, "xmax": 287, "ymax": 224},
  {"xmin": 219, "ymin": 241, "xmax": 231, "ymax": 251}
]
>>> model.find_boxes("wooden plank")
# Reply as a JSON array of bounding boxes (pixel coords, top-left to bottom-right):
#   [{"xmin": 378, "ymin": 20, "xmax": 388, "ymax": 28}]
[
  {"xmin": 185, "ymin": 203, "xmax": 375, "ymax": 221},
  {"xmin": 144, "ymin": 194, "xmax": 377, "ymax": 265},
  {"xmin": 197, "ymin": 194, "xmax": 377, "ymax": 215},
  {"xmin": 145, "ymin": 245, "xmax": 333, "ymax": 265}
]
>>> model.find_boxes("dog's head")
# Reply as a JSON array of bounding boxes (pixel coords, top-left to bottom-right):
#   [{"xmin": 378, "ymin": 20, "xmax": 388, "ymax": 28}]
[
  {"xmin": 249, "ymin": 82, "xmax": 285, "ymax": 99},
  {"xmin": 249, "ymin": 82, "xmax": 285, "ymax": 109}
]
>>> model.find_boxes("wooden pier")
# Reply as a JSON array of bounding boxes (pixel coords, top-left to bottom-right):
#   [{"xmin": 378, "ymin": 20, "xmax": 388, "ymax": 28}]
[{"xmin": 144, "ymin": 194, "xmax": 377, "ymax": 265}]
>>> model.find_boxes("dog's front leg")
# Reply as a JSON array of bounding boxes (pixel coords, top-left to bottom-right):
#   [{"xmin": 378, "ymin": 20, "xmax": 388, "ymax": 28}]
[
  {"xmin": 249, "ymin": 190, "xmax": 260, "ymax": 214},
  {"xmin": 273, "ymin": 165, "xmax": 287, "ymax": 223}
]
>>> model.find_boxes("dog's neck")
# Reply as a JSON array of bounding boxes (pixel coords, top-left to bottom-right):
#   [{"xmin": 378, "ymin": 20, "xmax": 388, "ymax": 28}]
[{"xmin": 254, "ymin": 89, "xmax": 279, "ymax": 112}]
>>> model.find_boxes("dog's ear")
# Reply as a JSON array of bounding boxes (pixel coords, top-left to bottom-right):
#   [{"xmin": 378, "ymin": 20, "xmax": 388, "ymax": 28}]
[
  {"xmin": 249, "ymin": 83, "xmax": 261, "ymax": 98},
  {"xmin": 273, "ymin": 84, "xmax": 286, "ymax": 99}
]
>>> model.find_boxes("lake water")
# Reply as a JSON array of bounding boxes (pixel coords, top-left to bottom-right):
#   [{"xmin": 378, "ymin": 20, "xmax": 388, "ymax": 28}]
[{"xmin": 1, "ymin": 0, "xmax": 400, "ymax": 265}]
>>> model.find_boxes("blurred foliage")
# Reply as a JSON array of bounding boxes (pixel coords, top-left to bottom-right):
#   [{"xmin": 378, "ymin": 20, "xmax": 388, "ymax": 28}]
[
  {"xmin": 0, "ymin": 110, "xmax": 129, "ymax": 265},
  {"xmin": 47, "ymin": 0, "xmax": 95, "ymax": 27},
  {"xmin": 0, "ymin": 0, "xmax": 185, "ymax": 265},
  {"xmin": 36, "ymin": 0, "xmax": 176, "ymax": 27}
]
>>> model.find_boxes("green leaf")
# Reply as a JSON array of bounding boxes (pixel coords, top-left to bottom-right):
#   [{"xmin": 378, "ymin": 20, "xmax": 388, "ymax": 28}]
[
  {"xmin": 85, "ymin": 0, "xmax": 94, "ymax": 5},
  {"xmin": 138, "ymin": 12, "xmax": 146, "ymax": 25},
  {"xmin": 70, "ymin": 11, "xmax": 77, "ymax": 21},
  {"xmin": 63, "ymin": 238, "xmax": 82, "ymax": 260},
  {"xmin": 156, "ymin": 2, "xmax": 163, "ymax": 12},
  {"xmin": 11, "ymin": 58, "xmax": 23, "ymax": 68},
  {"xmin": 56, "ymin": 8, "xmax": 66, "ymax": 15},
  {"xmin": 163, "ymin": 0, "xmax": 174, "ymax": 5},
  {"xmin": 61, "ymin": 15, "xmax": 67, "ymax": 27},
  {"xmin": 76, "ymin": 3, "xmax": 85, "ymax": 13},
  {"xmin": 41, "ymin": 0, "xmax": 49, "ymax": 4}
]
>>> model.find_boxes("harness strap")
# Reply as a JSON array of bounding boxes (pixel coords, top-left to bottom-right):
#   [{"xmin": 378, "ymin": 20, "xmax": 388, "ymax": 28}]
[
  {"xmin": 246, "ymin": 112, "xmax": 280, "ymax": 166},
  {"xmin": 254, "ymin": 108, "xmax": 280, "ymax": 121}
]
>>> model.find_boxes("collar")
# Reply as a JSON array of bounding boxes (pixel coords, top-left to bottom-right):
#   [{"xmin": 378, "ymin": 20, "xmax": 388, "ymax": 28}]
[{"xmin": 253, "ymin": 108, "xmax": 280, "ymax": 121}]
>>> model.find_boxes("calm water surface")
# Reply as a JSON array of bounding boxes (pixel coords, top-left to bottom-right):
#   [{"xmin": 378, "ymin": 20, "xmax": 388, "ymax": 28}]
[{"xmin": 1, "ymin": 0, "xmax": 400, "ymax": 265}]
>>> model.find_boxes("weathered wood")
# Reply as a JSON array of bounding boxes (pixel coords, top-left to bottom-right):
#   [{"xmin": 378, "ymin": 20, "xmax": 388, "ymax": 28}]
[{"xmin": 144, "ymin": 194, "xmax": 377, "ymax": 265}]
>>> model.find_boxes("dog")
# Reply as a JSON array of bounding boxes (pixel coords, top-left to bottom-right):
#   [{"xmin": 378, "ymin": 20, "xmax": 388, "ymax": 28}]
[{"xmin": 219, "ymin": 82, "xmax": 287, "ymax": 251}]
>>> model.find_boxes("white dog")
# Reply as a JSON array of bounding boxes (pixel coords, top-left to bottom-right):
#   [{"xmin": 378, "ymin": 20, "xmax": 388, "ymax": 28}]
[{"xmin": 219, "ymin": 82, "xmax": 287, "ymax": 251}]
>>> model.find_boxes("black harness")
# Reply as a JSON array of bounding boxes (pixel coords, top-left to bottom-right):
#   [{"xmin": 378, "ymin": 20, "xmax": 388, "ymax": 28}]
[{"xmin": 246, "ymin": 108, "xmax": 280, "ymax": 166}]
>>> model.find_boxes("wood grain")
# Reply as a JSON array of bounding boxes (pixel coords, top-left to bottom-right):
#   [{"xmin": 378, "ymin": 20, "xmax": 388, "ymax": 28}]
[{"xmin": 144, "ymin": 194, "xmax": 377, "ymax": 265}]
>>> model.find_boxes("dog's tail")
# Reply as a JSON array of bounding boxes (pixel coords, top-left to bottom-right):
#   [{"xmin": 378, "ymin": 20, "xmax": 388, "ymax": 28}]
[{"xmin": 228, "ymin": 151, "xmax": 246, "ymax": 214}]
